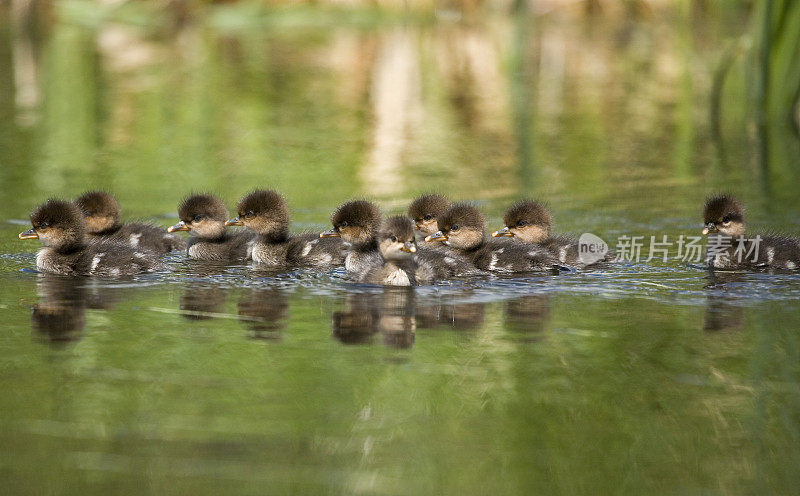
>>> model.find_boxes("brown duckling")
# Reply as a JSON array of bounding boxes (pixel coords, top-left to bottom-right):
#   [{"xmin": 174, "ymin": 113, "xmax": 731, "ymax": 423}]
[
  {"xmin": 74, "ymin": 191, "xmax": 186, "ymax": 254},
  {"xmin": 702, "ymin": 195, "xmax": 800, "ymax": 270},
  {"xmin": 18, "ymin": 199, "xmax": 166, "ymax": 276},
  {"xmin": 321, "ymin": 200, "xmax": 383, "ymax": 278},
  {"xmin": 362, "ymin": 216, "xmax": 478, "ymax": 286},
  {"xmin": 168, "ymin": 194, "xmax": 254, "ymax": 262},
  {"xmin": 426, "ymin": 203, "xmax": 564, "ymax": 273},
  {"xmin": 360, "ymin": 216, "xmax": 420, "ymax": 286},
  {"xmin": 492, "ymin": 200, "xmax": 613, "ymax": 266},
  {"xmin": 408, "ymin": 194, "xmax": 452, "ymax": 247},
  {"xmin": 225, "ymin": 189, "xmax": 344, "ymax": 269}
]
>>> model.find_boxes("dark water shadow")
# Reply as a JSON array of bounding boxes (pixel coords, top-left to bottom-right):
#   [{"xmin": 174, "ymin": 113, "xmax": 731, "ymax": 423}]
[
  {"xmin": 237, "ymin": 287, "xmax": 289, "ymax": 341},
  {"xmin": 31, "ymin": 274, "xmax": 88, "ymax": 344},
  {"xmin": 332, "ymin": 288, "xmax": 415, "ymax": 348}
]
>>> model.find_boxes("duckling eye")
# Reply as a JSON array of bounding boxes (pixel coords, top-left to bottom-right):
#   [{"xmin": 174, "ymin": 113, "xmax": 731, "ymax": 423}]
[
  {"xmin": 423, "ymin": 214, "xmax": 433, "ymax": 221},
  {"xmin": 391, "ymin": 236, "xmax": 397, "ymax": 242},
  {"xmin": 193, "ymin": 215, "xmax": 202, "ymax": 222},
  {"xmin": 39, "ymin": 221, "xmax": 49, "ymax": 229},
  {"xmin": 516, "ymin": 220, "xmax": 527, "ymax": 227},
  {"xmin": 450, "ymin": 224, "xmax": 459, "ymax": 231},
  {"xmin": 721, "ymin": 215, "xmax": 731, "ymax": 223},
  {"xmin": 245, "ymin": 211, "xmax": 254, "ymax": 218},
  {"xmin": 340, "ymin": 221, "xmax": 348, "ymax": 228}
]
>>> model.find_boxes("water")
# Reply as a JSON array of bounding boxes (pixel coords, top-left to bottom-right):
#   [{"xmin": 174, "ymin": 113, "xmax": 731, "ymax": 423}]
[{"xmin": 2, "ymin": 2, "xmax": 800, "ymax": 494}]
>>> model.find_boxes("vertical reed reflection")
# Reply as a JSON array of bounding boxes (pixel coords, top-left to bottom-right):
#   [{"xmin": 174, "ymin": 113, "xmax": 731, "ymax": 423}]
[{"xmin": 510, "ymin": 0, "xmax": 536, "ymax": 190}]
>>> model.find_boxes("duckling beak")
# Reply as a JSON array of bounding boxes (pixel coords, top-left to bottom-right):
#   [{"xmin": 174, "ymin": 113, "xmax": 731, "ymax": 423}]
[
  {"xmin": 702, "ymin": 223, "xmax": 717, "ymax": 235},
  {"xmin": 320, "ymin": 228, "xmax": 340, "ymax": 238},
  {"xmin": 225, "ymin": 217, "xmax": 244, "ymax": 227},
  {"xmin": 400, "ymin": 241, "xmax": 417, "ymax": 253},
  {"xmin": 18, "ymin": 228, "xmax": 38, "ymax": 240},
  {"xmin": 492, "ymin": 226, "xmax": 513, "ymax": 237},
  {"xmin": 425, "ymin": 231, "xmax": 448, "ymax": 242},
  {"xmin": 168, "ymin": 221, "xmax": 190, "ymax": 233}
]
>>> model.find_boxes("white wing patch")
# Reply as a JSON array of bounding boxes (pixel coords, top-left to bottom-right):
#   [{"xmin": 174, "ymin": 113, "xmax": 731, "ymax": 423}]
[
  {"xmin": 767, "ymin": 247, "xmax": 775, "ymax": 264},
  {"xmin": 787, "ymin": 261, "xmax": 796, "ymax": 270},
  {"xmin": 300, "ymin": 241, "xmax": 315, "ymax": 258},
  {"xmin": 129, "ymin": 233, "xmax": 142, "ymax": 247},
  {"xmin": 489, "ymin": 253, "xmax": 499, "ymax": 271},
  {"xmin": 559, "ymin": 247, "xmax": 568, "ymax": 263},
  {"xmin": 91, "ymin": 253, "xmax": 105, "ymax": 272}
]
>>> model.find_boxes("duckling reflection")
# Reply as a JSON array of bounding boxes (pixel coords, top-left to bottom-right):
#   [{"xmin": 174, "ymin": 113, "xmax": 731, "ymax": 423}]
[
  {"xmin": 237, "ymin": 288, "xmax": 289, "ymax": 340},
  {"xmin": 31, "ymin": 274, "xmax": 87, "ymax": 343},
  {"xmin": 331, "ymin": 289, "xmax": 415, "ymax": 348},
  {"xmin": 703, "ymin": 271, "xmax": 746, "ymax": 333},
  {"xmin": 504, "ymin": 294, "xmax": 552, "ymax": 338},
  {"xmin": 180, "ymin": 283, "xmax": 228, "ymax": 320},
  {"xmin": 415, "ymin": 295, "xmax": 486, "ymax": 331},
  {"xmin": 377, "ymin": 288, "xmax": 415, "ymax": 348}
]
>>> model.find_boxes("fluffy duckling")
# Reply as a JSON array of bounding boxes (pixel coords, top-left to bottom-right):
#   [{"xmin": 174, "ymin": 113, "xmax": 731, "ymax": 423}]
[
  {"xmin": 360, "ymin": 216, "xmax": 420, "ymax": 286},
  {"xmin": 74, "ymin": 191, "xmax": 186, "ymax": 254},
  {"xmin": 168, "ymin": 194, "xmax": 254, "ymax": 262},
  {"xmin": 18, "ymin": 199, "xmax": 165, "ymax": 276},
  {"xmin": 361, "ymin": 216, "xmax": 478, "ymax": 285},
  {"xmin": 426, "ymin": 203, "xmax": 564, "ymax": 273},
  {"xmin": 702, "ymin": 195, "xmax": 800, "ymax": 270},
  {"xmin": 408, "ymin": 194, "xmax": 451, "ymax": 247},
  {"xmin": 321, "ymin": 200, "xmax": 383, "ymax": 278},
  {"xmin": 493, "ymin": 200, "xmax": 612, "ymax": 266},
  {"xmin": 225, "ymin": 190, "xmax": 344, "ymax": 269}
]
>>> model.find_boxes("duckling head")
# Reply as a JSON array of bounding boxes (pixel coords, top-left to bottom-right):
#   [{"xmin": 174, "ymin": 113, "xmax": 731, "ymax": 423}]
[
  {"xmin": 425, "ymin": 203, "xmax": 485, "ymax": 250},
  {"xmin": 408, "ymin": 194, "xmax": 451, "ymax": 235},
  {"xmin": 226, "ymin": 190, "xmax": 290, "ymax": 241},
  {"xmin": 20, "ymin": 199, "xmax": 86, "ymax": 250},
  {"xmin": 378, "ymin": 216, "xmax": 417, "ymax": 261},
  {"xmin": 493, "ymin": 200, "xmax": 552, "ymax": 243},
  {"xmin": 322, "ymin": 200, "xmax": 381, "ymax": 247},
  {"xmin": 170, "ymin": 194, "xmax": 228, "ymax": 239},
  {"xmin": 74, "ymin": 191, "xmax": 121, "ymax": 234},
  {"xmin": 702, "ymin": 195, "xmax": 745, "ymax": 237}
]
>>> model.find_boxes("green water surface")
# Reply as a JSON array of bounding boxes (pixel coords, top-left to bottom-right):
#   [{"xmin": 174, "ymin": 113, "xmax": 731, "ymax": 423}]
[{"xmin": 1, "ymin": 2, "xmax": 800, "ymax": 494}]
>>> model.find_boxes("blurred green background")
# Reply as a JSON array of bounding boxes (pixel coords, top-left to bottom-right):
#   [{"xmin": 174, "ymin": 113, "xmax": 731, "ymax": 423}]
[{"xmin": 2, "ymin": 1, "xmax": 800, "ymax": 494}]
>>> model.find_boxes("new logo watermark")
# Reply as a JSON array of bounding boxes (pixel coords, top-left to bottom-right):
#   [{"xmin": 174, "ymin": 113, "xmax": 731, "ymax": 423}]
[
  {"xmin": 576, "ymin": 233, "xmax": 763, "ymax": 264},
  {"xmin": 578, "ymin": 233, "xmax": 609, "ymax": 265}
]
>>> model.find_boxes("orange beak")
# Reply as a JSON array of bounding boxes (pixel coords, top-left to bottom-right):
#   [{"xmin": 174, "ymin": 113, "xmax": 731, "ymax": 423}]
[
  {"xmin": 425, "ymin": 231, "xmax": 448, "ymax": 242},
  {"xmin": 18, "ymin": 228, "xmax": 38, "ymax": 240},
  {"xmin": 168, "ymin": 221, "xmax": 190, "ymax": 233}
]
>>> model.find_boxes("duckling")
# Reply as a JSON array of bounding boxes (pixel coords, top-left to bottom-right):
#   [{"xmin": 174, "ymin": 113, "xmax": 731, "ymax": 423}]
[
  {"xmin": 425, "ymin": 203, "xmax": 564, "ymax": 273},
  {"xmin": 702, "ymin": 195, "xmax": 800, "ymax": 270},
  {"xmin": 492, "ymin": 200, "xmax": 613, "ymax": 266},
  {"xmin": 360, "ymin": 216, "xmax": 420, "ymax": 286},
  {"xmin": 408, "ymin": 194, "xmax": 452, "ymax": 249},
  {"xmin": 168, "ymin": 194, "xmax": 254, "ymax": 262},
  {"xmin": 361, "ymin": 216, "xmax": 478, "ymax": 286},
  {"xmin": 225, "ymin": 190, "xmax": 344, "ymax": 269},
  {"xmin": 18, "ymin": 199, "xmax": 166, "ymax": 276},
  {"xmin": 74, "ymin": 191, "xmax": 186, "ymax": 254},
  {"xmin": 321, "ymin": 200, "xmax": 383, "ymax": 278}
]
